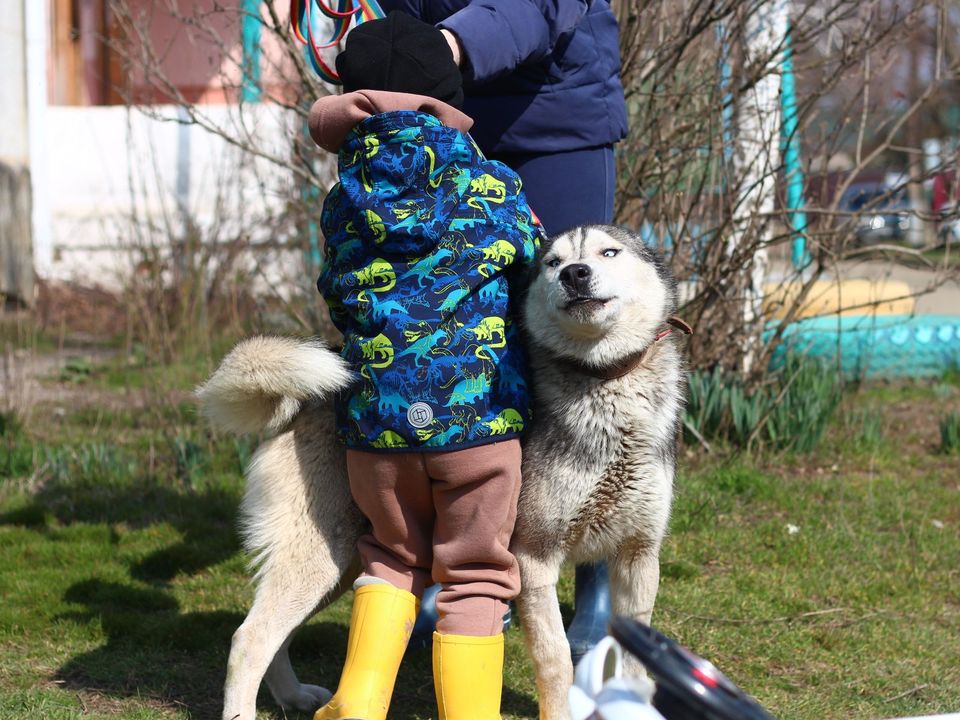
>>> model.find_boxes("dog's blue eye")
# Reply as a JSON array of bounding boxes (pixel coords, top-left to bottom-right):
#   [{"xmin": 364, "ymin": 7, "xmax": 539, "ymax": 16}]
[
  {"xmin": 546, "ymin": 257, "xmax": 561, "ymax": 268},
  {"xmin": 602, "ymin": 248, "xmax": 620, "ymax": 258}
]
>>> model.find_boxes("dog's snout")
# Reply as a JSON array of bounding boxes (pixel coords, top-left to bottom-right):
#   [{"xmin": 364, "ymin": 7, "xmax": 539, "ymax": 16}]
[{"xmin": 559, "ymin": 263, "xmax": 592, "ymax": 291}]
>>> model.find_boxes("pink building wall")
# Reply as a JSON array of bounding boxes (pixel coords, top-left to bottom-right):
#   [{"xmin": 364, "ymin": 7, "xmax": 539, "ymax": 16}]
[{"xmin": 49, "ymin": 0, "xmax": 299, "ymax": 106}]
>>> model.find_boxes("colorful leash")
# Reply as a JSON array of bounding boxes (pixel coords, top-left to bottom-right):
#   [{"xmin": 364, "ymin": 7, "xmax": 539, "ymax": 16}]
[{"xmin": 290, "ymin": 0, "xmax": 386, "ymax": 84}]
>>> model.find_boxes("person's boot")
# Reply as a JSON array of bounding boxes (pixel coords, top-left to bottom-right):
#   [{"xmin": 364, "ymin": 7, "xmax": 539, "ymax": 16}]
[
  {"xmin": 566, "ymin": 562, "xmax": 612, "ymax": 667},
  {"xmin": 314, "ymin": 581, "xmax": 418, "ymax": 720},
  {"xmin": 409, "ymin": 583, "xmax": 441, "ymax": 650},
  {"xmin": 432, "ymin": 632, "xmax": 504, "ymax": 720}
]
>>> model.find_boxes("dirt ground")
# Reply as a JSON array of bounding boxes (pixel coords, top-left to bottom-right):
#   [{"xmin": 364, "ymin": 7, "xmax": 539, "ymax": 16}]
[
  {"xmin": 4, "ymin": 264, "xmax": 956, "ymax": 419},
  {"xmin": 1, "ymin": 343, "xmax": 123, "ymax": 410},
  {"xmin": 4, "ymin": 284, "xmax": 138, "ymax": 412}
]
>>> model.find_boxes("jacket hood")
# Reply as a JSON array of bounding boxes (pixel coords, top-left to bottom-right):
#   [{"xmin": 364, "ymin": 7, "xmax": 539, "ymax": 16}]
[{"xmin": 309, "ymin": 90, "xmax": 473, "ymax": 152}]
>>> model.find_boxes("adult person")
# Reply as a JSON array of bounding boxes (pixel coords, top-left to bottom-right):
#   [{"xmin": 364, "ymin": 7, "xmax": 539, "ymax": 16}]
[{"xmin": 375, "ymin": 0, "xmax": 629, "ymax": 663}]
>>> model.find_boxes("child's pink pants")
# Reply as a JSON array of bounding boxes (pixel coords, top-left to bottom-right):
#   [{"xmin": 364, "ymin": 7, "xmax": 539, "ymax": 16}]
[{"xmin": 346, "ymin": 439, "xmax": 522, "ymax": 636}]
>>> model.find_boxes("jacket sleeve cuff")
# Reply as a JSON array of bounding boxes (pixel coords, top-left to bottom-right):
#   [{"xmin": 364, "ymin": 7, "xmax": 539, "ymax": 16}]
[{"xmin": 439, "ymin": 4, "xmax": 550, "ymax": 83}]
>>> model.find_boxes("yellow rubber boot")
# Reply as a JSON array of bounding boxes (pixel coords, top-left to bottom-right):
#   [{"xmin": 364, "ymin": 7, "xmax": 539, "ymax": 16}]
[
  {"xmin": 314, "ymin": 583, "xmax": 418, "ymax": 720},
  {"xmin": 432, "ymin": 632, "xmax": 504, "ymax": 720}
]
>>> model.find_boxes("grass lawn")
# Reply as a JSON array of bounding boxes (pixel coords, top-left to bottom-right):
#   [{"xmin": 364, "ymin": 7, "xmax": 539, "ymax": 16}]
[{"xmin": 1, "ymin": 344, "xmax": 958, "ymax": 719}]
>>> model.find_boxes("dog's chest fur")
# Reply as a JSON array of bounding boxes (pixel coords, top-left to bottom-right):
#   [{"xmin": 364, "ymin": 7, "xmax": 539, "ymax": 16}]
[{"xmin": 515, "ymin": 342, "xmax": 682, "ymax": 561}]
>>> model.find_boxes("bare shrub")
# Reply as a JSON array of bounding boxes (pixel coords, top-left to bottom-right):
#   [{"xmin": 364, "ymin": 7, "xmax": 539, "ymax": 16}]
[
  {"xmin": 102, "ymin": 0, "xmax": 959, "ymax": 378},
  {"xmin": 613, "ymin": 0, "xmax": 960, "ymax": 376},
  {"xmin": 103, "ymin": 0, "xmax": 340, "ymax": 361}
]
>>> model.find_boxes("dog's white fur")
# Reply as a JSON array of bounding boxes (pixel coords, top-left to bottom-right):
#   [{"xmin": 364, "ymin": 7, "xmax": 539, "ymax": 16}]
[
  {"xmin": 202, "ymin": 225, "xmax": 685, "ymax": 720},
  {"xmin": 197, "ymin": 336, "xmax": 353, "ymax": 436}
]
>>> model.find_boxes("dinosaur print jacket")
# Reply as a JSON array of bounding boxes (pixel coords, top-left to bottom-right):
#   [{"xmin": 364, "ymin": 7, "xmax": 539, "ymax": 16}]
[{"xmin": 312, "ymin": 91, "xmax": 542, "ymax": 452}]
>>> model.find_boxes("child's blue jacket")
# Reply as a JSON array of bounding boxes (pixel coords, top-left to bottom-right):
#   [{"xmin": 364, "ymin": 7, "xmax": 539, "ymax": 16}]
[{"xmin": 318, "ymin": 109, "xmax": 542, "ymax": 451}]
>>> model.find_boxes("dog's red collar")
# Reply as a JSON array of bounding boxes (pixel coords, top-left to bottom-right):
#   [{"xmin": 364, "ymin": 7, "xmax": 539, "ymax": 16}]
[{"xmin": 562, "ymin": 316, "xmax": 693, "ymax": 382}]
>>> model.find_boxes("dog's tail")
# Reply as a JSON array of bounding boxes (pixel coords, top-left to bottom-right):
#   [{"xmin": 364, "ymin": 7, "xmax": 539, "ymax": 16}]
[{"xmin": 196, "ymin": 336, "xmax": 352, "ymax": 436}]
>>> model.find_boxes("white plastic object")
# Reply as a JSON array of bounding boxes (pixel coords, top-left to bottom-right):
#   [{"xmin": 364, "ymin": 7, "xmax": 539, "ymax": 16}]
[{"xmin": 568, "ymin": 636, "xmax": 663, "ymax": 720}]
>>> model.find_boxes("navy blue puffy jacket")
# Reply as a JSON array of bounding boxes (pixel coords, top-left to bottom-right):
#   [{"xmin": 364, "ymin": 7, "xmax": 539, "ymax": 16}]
[{"xmin": 377, "ymin": 0, "xmax": 628, "ymax": 154}]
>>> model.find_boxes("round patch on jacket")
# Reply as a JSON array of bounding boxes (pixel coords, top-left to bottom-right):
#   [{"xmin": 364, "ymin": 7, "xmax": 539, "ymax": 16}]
[{"xmin": 406, "ymin": 402, "xmax": 434, "ymax": 429}]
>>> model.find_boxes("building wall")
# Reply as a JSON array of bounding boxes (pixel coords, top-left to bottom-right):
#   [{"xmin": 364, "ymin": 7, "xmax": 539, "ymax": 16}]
[
  {"xmin": 30, "ymin": 1, "xmax": 337, "ymax": 295},
  {"xmin": 42, "ymin": 103, "xmax": 334, "ymax": 293},
  {"xmin": 48, "ymin": 0, "xmax": 303, "ymax": 106},
  {"xmin": 1, "ymin": 1, "xmax": 30, "ymax": 161},
  {"xmin": 0, "ymin": 165, "xmax": 34, "ymax": 305},
  {"xmin": 0, "ymin": 0, "xmax": 34, "ymax": 304}
]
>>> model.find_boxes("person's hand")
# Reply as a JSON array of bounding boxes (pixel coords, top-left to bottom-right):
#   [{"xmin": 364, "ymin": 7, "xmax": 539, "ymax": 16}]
[{"xmin": 441, "ymin": 29, "xmax": 463, "ymax": 67}]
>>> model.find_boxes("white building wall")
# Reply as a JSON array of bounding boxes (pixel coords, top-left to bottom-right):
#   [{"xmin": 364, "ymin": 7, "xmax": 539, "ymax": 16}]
[
  {"xmin": 26, "ymin": 0, "xmax": 51, "ymax": 278},
  {"xmin": 0, "ymin": 2, "xmax": 35, "ymax": 304},
  {"xmin": 42, "ymin": 103, "xmax": 335, "ymax": 294},
  {"xmin": 0, "ymin": 1, "xmax": 29, "ymax": 163}
]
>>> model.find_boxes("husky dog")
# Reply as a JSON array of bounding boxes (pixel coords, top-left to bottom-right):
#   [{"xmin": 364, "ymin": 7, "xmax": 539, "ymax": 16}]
[{"xmin": 199, "ymin": 225, "xmax": 687, "ymax": 720}]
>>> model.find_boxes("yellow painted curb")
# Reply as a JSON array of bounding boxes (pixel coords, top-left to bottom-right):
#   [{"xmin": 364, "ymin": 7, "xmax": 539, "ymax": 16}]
[{"xmin": 763, "ymin": 280, "xmax": 915, "ymax": 320}]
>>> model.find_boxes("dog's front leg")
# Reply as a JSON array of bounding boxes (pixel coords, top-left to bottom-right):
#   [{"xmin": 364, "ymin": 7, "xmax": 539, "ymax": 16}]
[
  {"xmin": 516, "ymin": 551, "xmax": 572, "ymax": 720},
  {"xmin": 609, "ymin": 547, "xmax": 661, "ymax": 679}
]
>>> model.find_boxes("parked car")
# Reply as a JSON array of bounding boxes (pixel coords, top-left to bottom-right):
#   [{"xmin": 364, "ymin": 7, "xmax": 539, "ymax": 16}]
[
  {"xmin": 936, "ymin": 203, "xmax": 960, "ymax": 245},
  {"xmin": 839, "ymin": 182, "xmax": 924, "ymax": 247}
]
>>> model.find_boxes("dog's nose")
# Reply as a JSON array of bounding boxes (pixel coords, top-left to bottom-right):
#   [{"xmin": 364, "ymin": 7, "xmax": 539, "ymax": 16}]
[
  {"xmin": 559, "ymin": 263, "xmax": 592, "ymax": 291},
  {"xmin": 560, "ymin": 263, "xmax": 592, "ymax": 290}
]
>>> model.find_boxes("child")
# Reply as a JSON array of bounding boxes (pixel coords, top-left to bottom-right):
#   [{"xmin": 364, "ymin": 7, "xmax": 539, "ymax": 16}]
[{"xmin": 308, "ymin": 11, "xmax": 542, "ymax": 720}]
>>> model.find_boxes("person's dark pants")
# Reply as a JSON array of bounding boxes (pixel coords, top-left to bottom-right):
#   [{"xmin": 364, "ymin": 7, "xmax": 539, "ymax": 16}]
[
  {"xmin": 490, "ymin": 144, "xmax": 616, "ymax": 236},
  {"xmin": 494, "ymin": 144, "xmax": 616, "ymax": 665}
]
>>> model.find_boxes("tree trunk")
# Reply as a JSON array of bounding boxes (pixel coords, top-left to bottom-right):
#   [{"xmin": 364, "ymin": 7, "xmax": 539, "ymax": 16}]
[{"xmin": 731, "ymin": 0, "xmax": 789, "ymax": 372}]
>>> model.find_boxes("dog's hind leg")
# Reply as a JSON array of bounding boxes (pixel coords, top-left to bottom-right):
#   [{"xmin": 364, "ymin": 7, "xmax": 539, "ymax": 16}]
[
  {"xmin": 263, "ymin": 634, "xmax": 331, "ymax": 712},
  {"xmin": 263, "ymin": 564, "xmax": 359, "ymax": 713},
  {"xmin": 608, "ymin": 547, "xmax": 661, "ymax": 678},
  {"xmin": 222, "ymin": 566, "xmax": 352, "ymax": 720},
  {"xmin": 515, "ymin": 551, "xmax": 572, "ymax": 720}
]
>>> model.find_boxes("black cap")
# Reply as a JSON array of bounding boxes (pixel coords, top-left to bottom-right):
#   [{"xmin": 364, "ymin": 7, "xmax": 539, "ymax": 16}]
[{"xmin": 336, "ymin": 11, "xmax": 463, "ymax": 108}]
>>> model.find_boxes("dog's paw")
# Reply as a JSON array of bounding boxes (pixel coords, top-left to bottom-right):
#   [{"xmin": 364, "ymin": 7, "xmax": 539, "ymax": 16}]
[{"xmin": 279, "ymin": 684, "xmax": 333, "ymax": 712}]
